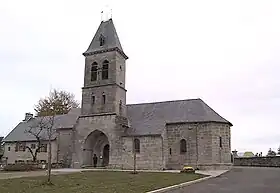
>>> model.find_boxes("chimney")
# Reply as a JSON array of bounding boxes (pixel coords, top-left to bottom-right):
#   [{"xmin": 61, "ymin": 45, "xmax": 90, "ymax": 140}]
[{"xmin": 24, "ymin": 113, "xmax": 33, "ymax": 121}]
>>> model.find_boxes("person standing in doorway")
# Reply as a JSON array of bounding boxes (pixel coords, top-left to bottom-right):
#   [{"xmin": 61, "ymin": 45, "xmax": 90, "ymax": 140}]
[{"xmin": 93, "ymin": 154, "xmax": 98, "ymax": 168}]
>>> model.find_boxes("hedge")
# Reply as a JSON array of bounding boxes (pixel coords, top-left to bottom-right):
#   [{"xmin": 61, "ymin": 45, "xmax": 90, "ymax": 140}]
[{"xmin": 3, "ymin": 163, "xmax": 43, "ymax": 171}]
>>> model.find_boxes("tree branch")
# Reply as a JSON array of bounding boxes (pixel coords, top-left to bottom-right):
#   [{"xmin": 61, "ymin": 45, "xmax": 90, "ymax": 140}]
[{"xmin": 25, "ymin": 146, "xmax": 36, "ymax": 161}]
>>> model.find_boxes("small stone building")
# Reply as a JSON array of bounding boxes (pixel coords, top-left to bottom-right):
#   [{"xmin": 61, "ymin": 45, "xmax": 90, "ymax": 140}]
[{"xmin": 3, "ymin": 18, "xmax": 232, "ymax": 170}]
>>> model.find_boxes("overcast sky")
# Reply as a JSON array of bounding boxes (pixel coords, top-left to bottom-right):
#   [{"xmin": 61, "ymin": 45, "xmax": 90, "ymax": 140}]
[{"xmin": 1, "ymin": 0, "xmax": 280, "ymax": 154}]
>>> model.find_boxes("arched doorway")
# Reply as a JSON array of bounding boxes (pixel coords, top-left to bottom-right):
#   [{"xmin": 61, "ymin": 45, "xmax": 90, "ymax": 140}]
[{"xmin": 83, "ymin": 130, "xmax": 110, "ymax": 167}]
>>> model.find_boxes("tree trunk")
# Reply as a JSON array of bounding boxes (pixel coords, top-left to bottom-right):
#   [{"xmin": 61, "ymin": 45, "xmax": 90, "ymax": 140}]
[
  {"xmin": 133, "ymin": 150, "xmax": 136, "ymax": 173},
  {"xmin": 133, "ymin": 137, "xmax": 137, "ymax": 174},
  {"xmin": 47, "ymin": 140, "xmax": 52, "ymax": 183},
  {"xmin": 33, "ymin": 150, "xmax": 38, "ymax": 163},
  {"xmin": 26, "ymin": 146, "xmax": 37, "ymax": 163}
]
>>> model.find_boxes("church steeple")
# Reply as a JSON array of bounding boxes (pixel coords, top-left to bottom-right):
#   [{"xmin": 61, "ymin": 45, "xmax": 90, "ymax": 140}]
[
  {"xmin": 83, "ymin": 19, "xmax": 128, "ymax": 60},
  {"xmin": 81, "ymin": 18, "xmax": 128, "ymax": 117}
]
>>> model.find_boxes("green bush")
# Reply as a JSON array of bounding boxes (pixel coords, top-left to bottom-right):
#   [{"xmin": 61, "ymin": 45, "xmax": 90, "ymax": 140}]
[{"xmin": 3, "ymin": 164, "xmax": 42, "ymax": 171}]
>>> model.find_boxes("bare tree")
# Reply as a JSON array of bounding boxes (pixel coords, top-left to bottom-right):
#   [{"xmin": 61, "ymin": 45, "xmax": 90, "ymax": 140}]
[
  {"xmin": 24, "ymin": 89, "xmax": 63, "ymax": 184},
  {"xmin": 133, "ymin": 142, "xmax": 136, "ymax": 174},
  {"xmin": 45, "ymin": 113, "xmax": 56, "ymax": 184},
  {"xmin": 132, "ymin": 137, "xmax": 138, "ymax": 174},
  {"xmin": 0, "ymin": 137, "xmax": 4, "ymax": 161},
  {"xmin": 24, "ymin": 122, "xmax": 47, "ymax": 162},
  {"xmin": 26, "ymin": 111, "xmax": 57, "ymax": 184}
]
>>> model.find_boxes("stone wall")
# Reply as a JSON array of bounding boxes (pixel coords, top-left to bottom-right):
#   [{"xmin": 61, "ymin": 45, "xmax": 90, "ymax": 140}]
[
  {"xmin": 3, "ymin": 141, "xmax": 58, "ymax": 164},
  {"xmin": 72, "ymin": 114, "xmax": 123, "ymax": 168},
  {"xmin": 57, "ymin": 129, "xmax": 74, "ymax": 167},
  {"xmin": 165, "ymin": 122, "xmax": 232, "ymax": 170},
  {"xmin": 121, "ymin": 135, "xmax": 163, "ymax": 170},
  {"xmin": 165, "ymin": 123, "xmax": 198, "ymax": 169},
  {"xmin": 82, "ymin": 51, "xmax": 126, "ymax": 116},
  {"xmin": 234, "ymin": 156, "xmax": 280, "ymax": 167},
  {"xmin": 209, "ymin": 123, "xmax": 232, "ymax": 167}
]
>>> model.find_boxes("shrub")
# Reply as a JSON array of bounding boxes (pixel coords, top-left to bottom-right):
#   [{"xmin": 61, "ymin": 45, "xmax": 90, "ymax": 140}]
[
  {"xmin": 180, "ymin": 166, "xmax": 195, "ymax": 173},
  {"xmin": 3, "ymin": 163, "xmax": 42, "ymax": 171},
  {"xmin": 51, "ymin": 162, "xmax": 63, "ymax": 169}
]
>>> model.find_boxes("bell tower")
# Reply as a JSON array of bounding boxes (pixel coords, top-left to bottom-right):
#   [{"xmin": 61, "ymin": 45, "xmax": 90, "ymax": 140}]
[{"xmin": 81, "ymin": 18, "xmax": 128, "ymax": 117}]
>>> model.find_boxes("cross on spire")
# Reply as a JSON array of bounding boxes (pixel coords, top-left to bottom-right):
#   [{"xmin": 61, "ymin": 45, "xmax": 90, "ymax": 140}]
[{"xmin": 101, "ymin": 5, "xmax": 112, "ymax": 22}]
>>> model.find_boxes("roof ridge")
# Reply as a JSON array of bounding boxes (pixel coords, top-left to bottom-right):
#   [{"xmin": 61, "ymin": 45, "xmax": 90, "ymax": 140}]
[
  {"xmin": 127, "ymin": 98, "xmax": 201, "ymax": 106},
  {"xmin": 3, "ymin": 122, "xmax": 24, "ymax": 141},
  {"xmin": 199, "ymin": 98, "xmax": 233, "ymax": 126}
]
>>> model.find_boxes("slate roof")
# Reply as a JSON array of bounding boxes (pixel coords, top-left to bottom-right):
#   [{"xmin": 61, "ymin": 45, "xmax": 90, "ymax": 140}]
[
  {"xmin": 3, "ymin": 108, "xmax": 80, "ymax": 142},
  {"xmin": 83, "ymin": 19, "xmax": 124, "ymax": 55},
  {"xmin": 3, "ymin": 99, "xmax": 231, "ymax": 141},
  {"xmin": 126, "ymin": 98, "xmax": 232, "ymax": 135}
]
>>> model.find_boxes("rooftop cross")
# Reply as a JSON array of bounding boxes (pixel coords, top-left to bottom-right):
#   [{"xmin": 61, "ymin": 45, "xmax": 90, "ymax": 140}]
[{"xmin": 101, "ymin": 5, "xmax": 112, "ymax": 22}]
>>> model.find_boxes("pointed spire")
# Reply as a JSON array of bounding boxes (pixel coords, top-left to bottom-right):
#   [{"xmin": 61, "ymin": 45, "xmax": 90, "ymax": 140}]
[{"xmin": 83, "ymin": 19, "xmax": 128, "ymax": 59}]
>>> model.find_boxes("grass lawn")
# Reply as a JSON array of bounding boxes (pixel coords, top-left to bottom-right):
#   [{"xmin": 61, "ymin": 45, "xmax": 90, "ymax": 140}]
[{"xmin": 0, "ymin": 171, "xmax": 205, "ymax": 193}]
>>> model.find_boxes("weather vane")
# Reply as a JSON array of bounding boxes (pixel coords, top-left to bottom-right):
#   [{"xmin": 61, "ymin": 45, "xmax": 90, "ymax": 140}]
[{"xmin": 101, "ymin": 5, "xmax": 112, "ymax": 22}]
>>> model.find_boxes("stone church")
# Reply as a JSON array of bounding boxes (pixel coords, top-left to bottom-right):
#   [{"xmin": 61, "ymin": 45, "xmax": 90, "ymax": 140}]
[{"xmin": 3, "ymin": 18, "xmax": 232, "ymax": 170}]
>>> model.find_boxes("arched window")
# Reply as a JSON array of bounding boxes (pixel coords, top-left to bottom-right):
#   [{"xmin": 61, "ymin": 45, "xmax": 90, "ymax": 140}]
[
  {"xmin": 219, "ymin": 136, "xmax": 222, "ymax": 148},
  {"xmin": 134, "ymin": 138, "xmax": 140, "ymax": 153},
  {"xmin": 91, "ymin": 94, "xmax": 95, "ymax": 106},
  {"xmin": 99, "ymin": 35, "xmax": 105, "ymax": 46},
  {"xmin": 91, "ymin": 62, "xmax": 98, "ymax": 81},
  {"xmin": 102, "ymin": 60, "xmax": 109, "ymax": 80},
  {"xmin": 169, "ymin": 148, "xmax": 172, "ymax": 155},
  {"xmin": 180, "ymin": 139, "xmax": 187, "ymax": 154}
]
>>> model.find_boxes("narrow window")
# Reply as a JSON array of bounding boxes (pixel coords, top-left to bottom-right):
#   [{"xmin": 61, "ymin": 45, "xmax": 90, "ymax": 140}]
[
  {"xmin": 91, "ymin": 95, "xmax": 95, "ymax": 105},
  {"xmin": 27, "ymin": 160, "xmax": 33, "ymax": 164},
  {"xmin": 169, "ymin": 148, "xmax": 172, "ymax": 155},
  {"xmin": 102, "ymin": 94, "xmax": 106, "ymax": 104},
  {"xmin": 102, "ymin": 60, "xmax": 109, "ymax": 80},
  {"xmin": 219, "ymin": 136, "xmax": 222, "ymax": 148},
  {"xmin": 8, "ymin": 147, "xmax": 11, "ymax": 151},
  {"xmin": 31, "ymin": 144, "xmax": 36, "ymax": 149},
  {"xmin": 19, "ymin": 142, "xmax": 26, "ymax": 152},
  {"xmin": 15, "ymin": 143, "xmax": 18, "ymax": 152},
  {"xmin": 119, "ymin": 100, "xmax": 122, "ymax": 115},
  {"xmin": 91, "ymin": 62, "xmax": 98, "ymax": 81},
  {"xmin": 99, "ymin": 35, "xmax": 105, "ymax": 46},
  {"xmin": 180, "ymin": 139, "xmax": 187, "ymax": 154},
  {"xmin": 134, "ymin": 138, "xmax": 140, "ymax": 153},
  {"xmin": 43, "ymin": 144, "xmax": 48, "ymax": 152},
  {"xmin": 39, "ymin": 144, "xmax": 47, "ymax": 153}
]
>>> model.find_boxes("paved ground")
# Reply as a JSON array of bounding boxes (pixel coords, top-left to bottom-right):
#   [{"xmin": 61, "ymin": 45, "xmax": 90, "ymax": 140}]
[{"xmin": 169, "ymin": 167, "xmax": 280, "ymax": 193}]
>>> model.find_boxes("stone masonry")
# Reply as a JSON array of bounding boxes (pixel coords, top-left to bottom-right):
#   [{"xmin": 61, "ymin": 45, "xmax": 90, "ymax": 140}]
[
  {"xmin": 164, "ymin": 123, "xmax": 231, "ymax": 170},
  {"xmin": 3, "ymin": 18, "xmax": 232, "ymax": 170},
  {"xmin": 70, "ymin": 18, "xmax": 232, "ymax": 170}
]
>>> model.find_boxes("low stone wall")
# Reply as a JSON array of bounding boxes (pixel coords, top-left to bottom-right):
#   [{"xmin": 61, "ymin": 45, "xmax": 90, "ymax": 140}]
[
  {"xmin": 198, "ymin": 163, "xmax": 233, "ymax": 170},
  {"xmin": 234, "ymin": 156, "xmax": 280, "ymax": 167}
]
